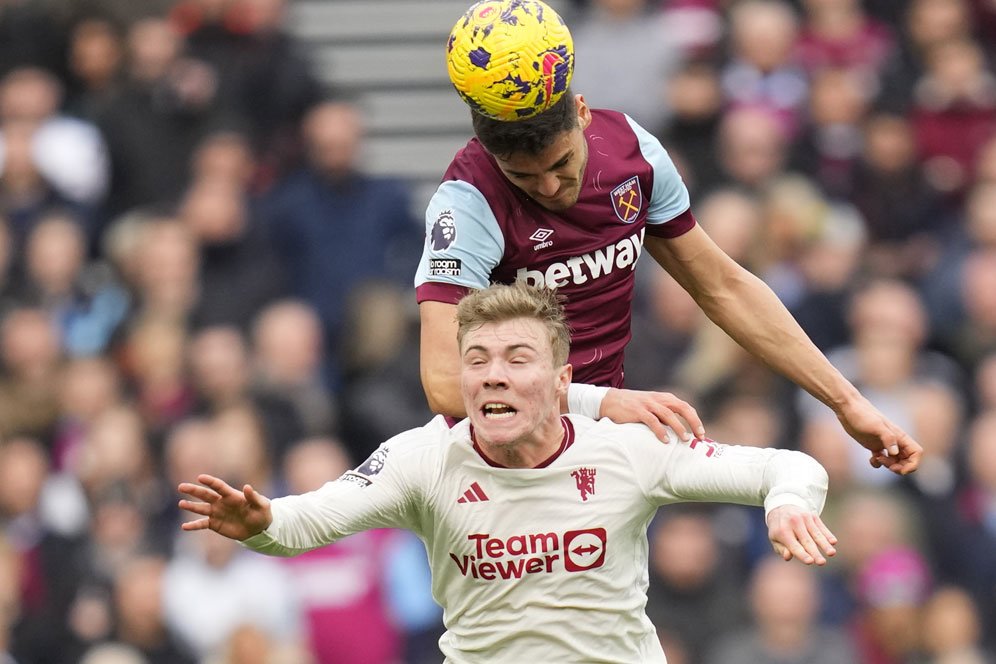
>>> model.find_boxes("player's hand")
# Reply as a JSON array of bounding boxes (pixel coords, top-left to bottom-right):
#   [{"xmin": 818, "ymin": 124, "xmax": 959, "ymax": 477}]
[
  {"xmin": 178, "ymin": 474, "xmax": 273, "ymax": 541},
  {"xmin": 835, "ymin": 395, "xmax": 922, "ymax": 475},
  {"xmin": 599, "ymin": 388, "xmax": 705, "ymax": 443},
  {"xmin": 766, "ymin": 505, "xmax": 837, "ymax": 566}
]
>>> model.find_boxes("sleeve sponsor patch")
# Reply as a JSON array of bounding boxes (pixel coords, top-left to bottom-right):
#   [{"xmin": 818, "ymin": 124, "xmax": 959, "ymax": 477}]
[
  {"xmin": 429, "ymin": 258, "xmax": 462, "ymax": 276},
  {"xmin": 337, "ymin": 471, "xmax": 373, "ymax": 487}
]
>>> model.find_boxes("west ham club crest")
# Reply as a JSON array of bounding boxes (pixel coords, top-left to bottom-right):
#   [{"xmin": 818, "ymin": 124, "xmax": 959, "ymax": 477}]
[{"xmin": 610, "ymin": 176, "xmax": 642, "ymax": 223}]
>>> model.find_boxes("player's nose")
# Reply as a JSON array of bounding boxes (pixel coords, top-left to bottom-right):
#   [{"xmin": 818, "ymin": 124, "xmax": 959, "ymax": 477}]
[{"xmin": 535, "ymin": 173, "xmax": 559, "ymax": 198}]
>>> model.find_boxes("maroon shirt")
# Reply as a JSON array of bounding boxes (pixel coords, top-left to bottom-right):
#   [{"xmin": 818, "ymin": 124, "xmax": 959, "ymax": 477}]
[{"xmin": 416, "ymin": 109, "xmax": 694, "ymax": 387}]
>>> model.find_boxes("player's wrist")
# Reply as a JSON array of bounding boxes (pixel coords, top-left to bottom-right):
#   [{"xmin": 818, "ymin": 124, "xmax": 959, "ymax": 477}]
[{"xmin": 567, "ymin": 383, "xmax": 610, "ymax": 419}]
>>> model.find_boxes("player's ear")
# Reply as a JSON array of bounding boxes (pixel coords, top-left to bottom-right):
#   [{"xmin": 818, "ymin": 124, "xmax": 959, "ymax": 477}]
[
  {"xmin": 576, "ymin": 95, "xmax": 591, "ymax": 129},
  {"xmin": 557, "ymin": 363, "xmax": 573, "ymax": 393}
]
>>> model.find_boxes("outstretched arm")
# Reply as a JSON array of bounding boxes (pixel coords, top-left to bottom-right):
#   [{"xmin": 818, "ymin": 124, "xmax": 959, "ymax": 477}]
[
  {"xmin": 178, "ymin": 474, "xmax": 272, "ymax": 541},
  {"xmin": 645, "ymin": 227, "xmax": 921, "ymax": 475}
]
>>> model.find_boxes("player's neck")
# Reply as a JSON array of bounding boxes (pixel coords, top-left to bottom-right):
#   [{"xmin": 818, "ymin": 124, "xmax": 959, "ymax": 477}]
[{"xmin": 475, "ymin": 418, "xmax": 566, "ymax": 468}]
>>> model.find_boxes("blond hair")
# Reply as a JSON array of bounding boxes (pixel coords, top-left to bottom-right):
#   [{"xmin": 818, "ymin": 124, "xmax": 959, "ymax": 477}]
[{"xmin": 456, "ymin": 282, "xmax": 571, "ymax": 366}]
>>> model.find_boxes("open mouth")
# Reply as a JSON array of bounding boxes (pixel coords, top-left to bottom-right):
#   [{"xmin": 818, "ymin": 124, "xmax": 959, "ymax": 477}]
[{"xmin": 482, "ymin": 402, "xmax": 517, "ymax": 419}]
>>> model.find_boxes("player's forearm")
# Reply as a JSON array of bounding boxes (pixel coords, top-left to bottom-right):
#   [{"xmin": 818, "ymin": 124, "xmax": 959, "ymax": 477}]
[
  {"xmin": 665, "ymin": 441, "xmax": 828, "ymax": 516},
  {"xmin": 692, "ymin": 267, "xmax": 861, "ymax": 413}
]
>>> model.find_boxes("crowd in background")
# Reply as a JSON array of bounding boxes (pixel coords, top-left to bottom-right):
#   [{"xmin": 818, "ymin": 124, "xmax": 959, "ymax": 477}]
[{"xmin": 0, "ymin": 0, "xmax": 994, "ymax": 662}]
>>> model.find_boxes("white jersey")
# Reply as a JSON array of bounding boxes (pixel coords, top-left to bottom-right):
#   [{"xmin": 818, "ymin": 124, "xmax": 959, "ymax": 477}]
[{"xmin": 243, "ymin": 415, "xmax": 828, "ymax": 663}]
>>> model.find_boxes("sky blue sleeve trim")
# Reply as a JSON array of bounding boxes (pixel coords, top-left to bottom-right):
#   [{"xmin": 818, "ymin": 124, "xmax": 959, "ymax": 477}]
[
  {"xmin": 624, "ymin": 114, "xmax": 691, "ymax": 225},
  {"xmin": 414, "ymin": 180, "xmax": 505, "ymax": 290}
]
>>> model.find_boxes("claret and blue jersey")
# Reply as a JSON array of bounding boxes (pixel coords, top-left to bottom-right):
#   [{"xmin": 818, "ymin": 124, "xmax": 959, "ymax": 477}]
[{"xmin": 415, "ymin": 110, "xmax": 694, "ymax": 387}]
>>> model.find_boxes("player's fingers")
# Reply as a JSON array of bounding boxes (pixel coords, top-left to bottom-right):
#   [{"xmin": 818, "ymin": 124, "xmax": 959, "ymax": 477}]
[
  {"xmin": 197, "ymin": 474, "xmax": 238, "ymax": 497},
  {"xmin": 180, "ymin": 518, "xmax": 211, "ymax": 531},
  {"xmin": 244, "ymin": 484, "xmax": 264, "ymax": 507},
  {"xmin": 640, "ymin": 410, "xmax": 673, "ymax": 444},
  {"xmin": 647, "ymin": 404, "xmax": 689, "ymax": 441},
  {"xmin": 805, "ymin": 518, "xmax": 836, "ymax": 559},
  {"xmin": 178, "ymin": 499, "xmax": 212, "ymax": 516},
  {"xmin": 660, "ymin": 396, "xmax": 705, "ymax": 439},
  {"xmin": 771, "ymin": 541, "xmax": 791, "ymax": 561},
  {"xmin": 178, "ymin": 482, "xmax": 221, "ymax": 503}
]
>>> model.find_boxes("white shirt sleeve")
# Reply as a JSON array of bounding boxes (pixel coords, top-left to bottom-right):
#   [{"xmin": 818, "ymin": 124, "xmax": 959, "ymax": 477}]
[
  {"xmin": 242, "ymin": 426, "xmax": 441, "ymax": 557},
  {"xmin": 618, "ymin": 425, "xmax": 828, "ymax": 516}
]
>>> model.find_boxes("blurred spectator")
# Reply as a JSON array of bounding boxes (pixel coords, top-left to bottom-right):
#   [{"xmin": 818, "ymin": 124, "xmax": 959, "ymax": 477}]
[
  {"xmin": 64, "ymin": 15, "xmax": 126, "ymax": 121},
  {"xmin": 126, "ymin": 218, "xmax": 200, "ymax": 325},
  {"xmin": 338, "ymin": 283, "xmax": 432, "ymax": 459},
  {"xmin": 920, "ymin": 585, "xmax": 996, "ymax": 664},
  {"xmin": 176, "ymin": 175, "xmax": 286, "ymax": 330},
  {"xmin": 721, "ymin": 0, "xmax": 807, "ymax": 135},
  {"xmin": 956, "ymin": 411, "xmax": 996, "ymax": 644},
  {"xmin": 645, "ymin": 507, "xmax": 748, "ymax": 663},
  {"xmin": 277, "ymin": 437, "xmax": 402, "ymax": 664},
  {"xmin": 0, "ymin": 535, "xmax": 19, "ymax": 663},
  {"xmin": 878, "ymin": 0, "xmax": 975, "ymax": 113},
  {"xmin": 851, "ymin": 547, "xmax": 932, "ymax": 664},
  {"xmin": 626, "ymin": 265, "xmax": 703, "ymax": 392},
  {"xmin": 790, "ymin": 67, "xmax": 870, "ymax": 199},
  {"xmin": 797, "ymin": 278, "xmax": 961, "ymax": 487},
  {"xmin": 850, "ymin": 111, "xmax": 948, "ymax": 276},
  {"xmin": 820, "ymin": 488, "xmax": 922, "ymax": 627},
  {"xmin": 77, "ymin": 642, "xmax": 151, "ymax": 664},
  {"xmin": 714, "ymin": 106, "xmax": 789, "ymax": 193},
  {"xmin": 251, "ymin": 299, "xmax": 335, "ymax": 439},
  {"xmin": 974, "ymin": 351, "xmax": 996, "ymax": 413},
  {"xmin": 923, "ymin": 182, "xmax": 996, "ymax": 341},
  {"xmin": 705, "ymin": 555, "xmax": 857, "ymax": 664},
  {"xmin": 120, "ymin": 316, "xmax": 195, "ymax": 434},
  {"xmin": 795, "ymin": 0, "xmax": 895, "ymax": 87},
  {"xmin": 190, "ymin": 128, "xmax": 257, "ymax": 190},
  {"xmin": 949, "ymin": 248, "xmax": 996, "ymax": 369},
  {"xmin": 0, "ymin": 306, "xmax": 63, "ymax": 441},
  {"xmin": 570, "ymin": 0, "xmax": 684, "ymax": 131},
  {"xmin": 188, "ymin": 325, "xmax": 303, "ymax": 465},
  {"xmin": 910, "ymin": 37, "xmax": 996, "ymax": 198},
  {"xmin": 96, "ymin": 17, "xmax": 225, "ymax": 219},
  {"xmin": 0, "ymin": 67, "xmax": 109, "ymax": 246},
  {"xmin": 170, "ymin": 0, "xmax": 325, "ymax": 184},
  {"xmin": 0, "ymin": 0, "xmax": 68, "ymax": 79},
  {"xmin": 18, "ymin": 210, "xmax": 129, "ymax": 356},
  {"xmin": 658, "ymin": 59, "xmax": 724, "ymax": 196},
  {"xmin": 53, "ymin": 355, "xmax": 123, "ymax": 473},
  {"xmin": 111, "ymin": 556, "xmax": 195, "ymax": 664},
  {"xmin": 261, "ymin": 100, "xmax": 422, "ymax": 391},
  {"xmin": 162, "ymin": 520, "xmax": 300, "ymax": 660}
]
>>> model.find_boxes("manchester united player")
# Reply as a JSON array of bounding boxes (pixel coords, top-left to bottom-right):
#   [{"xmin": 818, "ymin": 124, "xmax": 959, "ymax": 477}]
[
  {"xmin": 414, "ymin": 88, "xmax": 921, "ymax": 475},
  {"xmin": 178, "ymin": 282, "xmax": 836, "ymax": 663}
]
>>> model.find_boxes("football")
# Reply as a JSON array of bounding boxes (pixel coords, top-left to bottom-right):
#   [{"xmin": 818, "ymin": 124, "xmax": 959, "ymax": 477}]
[{"xmin": 446, "ymin": 0, "xmax": 574, "ymax": 121}]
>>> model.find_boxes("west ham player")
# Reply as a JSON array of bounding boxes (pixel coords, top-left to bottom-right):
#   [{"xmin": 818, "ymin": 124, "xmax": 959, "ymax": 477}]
[
  {"xmin": 415, "ymin": 90, "xmax": 921, "ymax": 475},
  {"xmin": 178, "ymin": 282, "xmax": 837, "ymax": 664}
]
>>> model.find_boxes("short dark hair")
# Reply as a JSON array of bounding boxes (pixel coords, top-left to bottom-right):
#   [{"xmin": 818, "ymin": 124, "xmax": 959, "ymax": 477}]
[{"xmin": 471, "ymin": 90, "xmax": 578, "ymax": 159}]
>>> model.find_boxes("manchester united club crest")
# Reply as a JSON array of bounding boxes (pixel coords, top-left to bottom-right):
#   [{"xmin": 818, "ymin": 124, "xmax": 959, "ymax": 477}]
[
  {"xmin": 571, "ymin": 467, "xmax": 597, "ymax": 502},
  {"xmin": 610, "ymin": 176, "xmax": 642, "ymax": 223}
]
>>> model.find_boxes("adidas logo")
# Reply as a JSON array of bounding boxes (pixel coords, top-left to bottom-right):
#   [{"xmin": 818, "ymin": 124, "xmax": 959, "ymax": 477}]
[{"xmin": 457, "ymin": 482, "xmax": 489, "ymax": 504}]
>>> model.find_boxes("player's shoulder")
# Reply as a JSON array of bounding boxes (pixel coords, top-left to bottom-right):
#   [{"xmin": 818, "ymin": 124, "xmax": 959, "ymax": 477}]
[
  {"xmin": 443, "ymin": 138, "xmax": 498, "ymax": 185},
  {"xmin": 377, "ymin": 415, "xmax": 453, "ymax": 460},
  {"xmin": 567, "ymin": 414, "xmax": 675, "ymax": 449}
]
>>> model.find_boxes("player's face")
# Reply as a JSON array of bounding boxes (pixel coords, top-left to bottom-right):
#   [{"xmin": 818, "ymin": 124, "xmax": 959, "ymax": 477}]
[
  {"xmin": 494, "ymin": 99, "xmax": 592, "ymax": 211},
  {"xmin": 460, "ymin": 318, "xmax": 570, "ymax": 453}
]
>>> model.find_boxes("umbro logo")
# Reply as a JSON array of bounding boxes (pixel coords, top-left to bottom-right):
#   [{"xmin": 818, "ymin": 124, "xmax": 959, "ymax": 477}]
[
  {"xmin": 530, "ymin": 228, "xmax": 554, "ymax": 251},
  {"xmin": 457, "ymin": 482, "xmax": 489, "ymax": 504}
]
